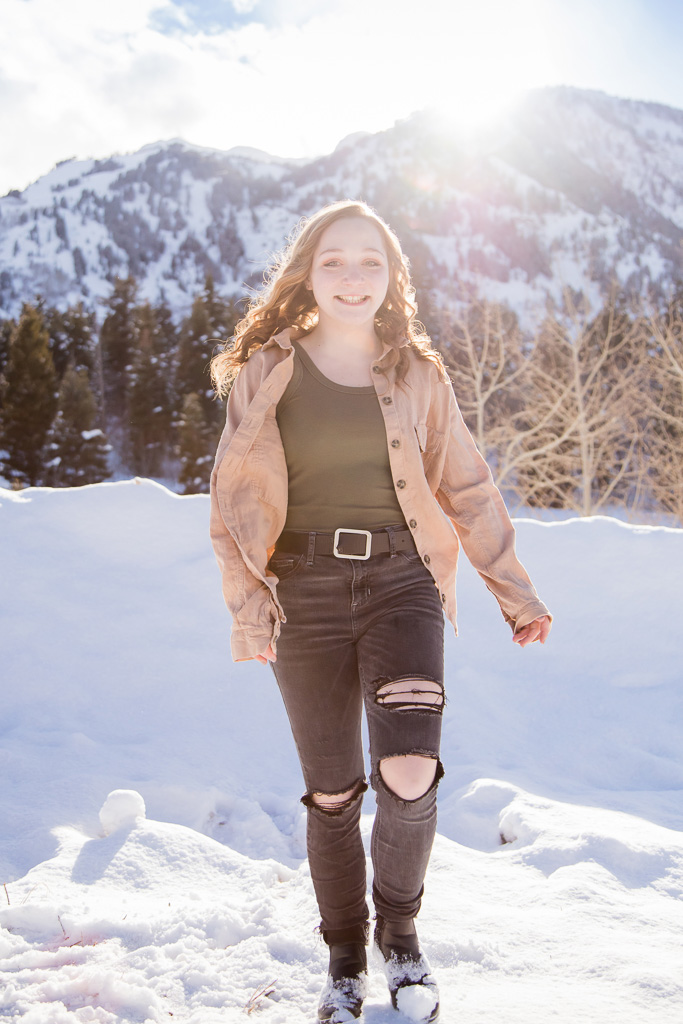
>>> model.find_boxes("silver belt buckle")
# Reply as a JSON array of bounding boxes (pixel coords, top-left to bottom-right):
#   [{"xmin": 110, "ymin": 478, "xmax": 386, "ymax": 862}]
[{"xmin": 333, "ymin": 528, "xmax": 372, "ymax": 560}]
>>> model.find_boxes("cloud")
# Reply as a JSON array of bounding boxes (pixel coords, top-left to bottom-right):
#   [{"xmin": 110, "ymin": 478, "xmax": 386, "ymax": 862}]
[
  {"xmin": 0, "ymin": 68, "xmax": 36, "ymax": 104},
  {"xmin": 99, "ymin": 50, "xmax": 203, "ymax": 130}
]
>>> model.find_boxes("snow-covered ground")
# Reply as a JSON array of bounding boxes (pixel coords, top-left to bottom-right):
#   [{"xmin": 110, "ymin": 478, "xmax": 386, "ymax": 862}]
[{"xmin": 1, "ymin": 480, "xmax": 682, "ymax": 1023}]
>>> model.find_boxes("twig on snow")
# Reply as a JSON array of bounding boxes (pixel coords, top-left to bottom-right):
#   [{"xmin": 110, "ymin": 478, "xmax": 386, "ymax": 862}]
[{"xmin": 244, "ymin": 979, "xmax": 277, "ymax": 1014}]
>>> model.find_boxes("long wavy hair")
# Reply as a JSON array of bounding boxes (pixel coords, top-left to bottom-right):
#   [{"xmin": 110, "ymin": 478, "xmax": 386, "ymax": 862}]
[{"xmin": 210, "ymin": 200, "xmax": 445, "ymax": 396}]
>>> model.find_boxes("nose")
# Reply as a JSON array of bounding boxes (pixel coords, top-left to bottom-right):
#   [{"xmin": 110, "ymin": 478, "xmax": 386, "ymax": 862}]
[{"xmin": 342, "ymin": 263, "xmax": 365, "ymax": 285}]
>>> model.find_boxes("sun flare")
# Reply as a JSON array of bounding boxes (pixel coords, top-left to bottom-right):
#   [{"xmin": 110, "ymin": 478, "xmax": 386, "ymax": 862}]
[
  {"xmin": 377, "ymin": 0, "xmax": 557, "ymax": 137},
  {"xmin": 428, "ymin": 83, "xmax": 527, "ymax": 136}
]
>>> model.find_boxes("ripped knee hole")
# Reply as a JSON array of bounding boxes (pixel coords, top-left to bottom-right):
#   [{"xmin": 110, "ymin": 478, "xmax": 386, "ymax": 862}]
[
  {"xmin": 375, "ymin": 677, "xmax": 444, "ymax": 712},
  {"xmin": 303, "ymin": 778, "xmax": 368, "ymax": 815},
  {"xmin": 378, "ymin": 754, "xmax": 444, "ymax": 801}
]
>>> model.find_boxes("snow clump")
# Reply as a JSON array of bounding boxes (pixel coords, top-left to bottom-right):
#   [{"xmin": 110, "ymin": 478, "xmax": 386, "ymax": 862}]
[
  {"xmin": 99, "ymin": 789, "xmax": 146, "ymax": 834},
  {"xmin": 396, "ymin": 982, "xmax": 439, "ymax": 1020}
]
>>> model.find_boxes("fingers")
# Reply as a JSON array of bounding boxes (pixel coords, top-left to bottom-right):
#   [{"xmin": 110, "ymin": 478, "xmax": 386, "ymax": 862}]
[
  {"xmin": 512, "ymin": 627, "xmax": 532, "ymax": 646},
  {"xmin": 513, "ymin": 615, "xmax": 551, "ymax": 648},
  {"xmin": 255, "ymin": 643, "xmax": 277, "ymax": 665}
]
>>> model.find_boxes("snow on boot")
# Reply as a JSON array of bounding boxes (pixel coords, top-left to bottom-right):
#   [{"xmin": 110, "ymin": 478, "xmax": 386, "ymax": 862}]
[
  {"xmin": 374, "ymin": 917, "xmax": 439, "ymax": 1023},
  {"xmin": 317, "ymin": 940, "xmax": 368, "ymax": 1022}
]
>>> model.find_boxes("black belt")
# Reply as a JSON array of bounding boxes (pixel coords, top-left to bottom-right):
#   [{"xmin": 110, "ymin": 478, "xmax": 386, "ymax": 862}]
[{"xmin": 275, "ymin": 527, "xmax": 416, "ymax": 561}]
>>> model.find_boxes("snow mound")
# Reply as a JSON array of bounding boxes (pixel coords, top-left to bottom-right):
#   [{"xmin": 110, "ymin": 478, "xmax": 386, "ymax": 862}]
[{"xmin": 99, "ymin": 790, "xmax": 146, "ymax": 835}]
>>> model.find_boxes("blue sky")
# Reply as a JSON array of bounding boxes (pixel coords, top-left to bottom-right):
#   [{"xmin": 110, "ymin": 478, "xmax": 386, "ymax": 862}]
[
  {"xmin": 1, "ymin": 0, "xmax": 682, "ymax": 195},
  {"xmin": 150, "ymin": 0, "xmax": 326, "ymax": 34}
]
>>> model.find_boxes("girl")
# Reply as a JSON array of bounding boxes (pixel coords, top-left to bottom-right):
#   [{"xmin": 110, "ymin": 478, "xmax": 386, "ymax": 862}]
[{"xmin": 210, "ymin": 201, "xmax": 551, "ymax": 1023}]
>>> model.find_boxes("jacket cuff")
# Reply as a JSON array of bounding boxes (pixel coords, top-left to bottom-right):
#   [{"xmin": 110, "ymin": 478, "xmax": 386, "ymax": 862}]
[
  {"xmin": 230, "ymin": 627, "xmax": 274, "ymax": 663},
  {"xmin": 230, "ymin": 599, "xmax": 283, "ymax": 661},
  {"xmin": 510, "ymin": 601, "xmax": 553, "ymax": 634}
]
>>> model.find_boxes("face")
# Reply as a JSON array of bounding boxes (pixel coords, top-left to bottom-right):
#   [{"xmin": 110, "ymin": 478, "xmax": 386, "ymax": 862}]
[{"xmin": 307, "ymin": 217, "xmax": 390, "ymax": 330}]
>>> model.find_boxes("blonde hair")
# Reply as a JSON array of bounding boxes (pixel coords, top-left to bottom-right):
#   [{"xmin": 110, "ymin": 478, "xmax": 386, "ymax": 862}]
[{"xmin": 210, "ymin": 200, "xmax": 445, "ymax": 395}]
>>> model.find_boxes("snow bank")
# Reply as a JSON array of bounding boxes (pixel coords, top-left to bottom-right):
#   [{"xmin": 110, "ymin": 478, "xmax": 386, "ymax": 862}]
[{"xmin": 1, "ymin": 480, "xmax": 682, "ymax": 1022}]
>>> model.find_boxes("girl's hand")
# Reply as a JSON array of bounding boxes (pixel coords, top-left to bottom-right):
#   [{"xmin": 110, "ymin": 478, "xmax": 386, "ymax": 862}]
[
  {"xmin": 513, "ymin": 615, "xmax": 551, "ymax": 648},
  {"xmin": 255, "ymin": 643, "xmax": 277, "ymax": 665}
]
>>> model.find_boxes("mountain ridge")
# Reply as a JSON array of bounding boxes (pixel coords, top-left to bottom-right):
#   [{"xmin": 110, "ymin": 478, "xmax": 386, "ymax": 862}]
[{"xmin": 2, "ymin": 85, "xmax": 682, "ymax": 326}]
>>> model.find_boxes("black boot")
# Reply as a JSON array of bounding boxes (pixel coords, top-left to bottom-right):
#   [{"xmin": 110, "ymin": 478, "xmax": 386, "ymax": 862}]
[
  {"xmin": 374, "ymin": 917, "xmax": 439, "ymax": 1022},
  {"xmin": 318, "ymin": 929, "xmax": 368, "ymax": 1023}
]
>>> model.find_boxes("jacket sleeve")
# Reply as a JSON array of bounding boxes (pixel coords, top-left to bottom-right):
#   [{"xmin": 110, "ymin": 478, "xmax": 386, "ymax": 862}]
[
  {"xmin": 209, "ymin": 357, "xmax": 281, "ymax": 662},
  {"xmin": 435, "ymin": 381, "xmax": 551, "ymax": 632}
]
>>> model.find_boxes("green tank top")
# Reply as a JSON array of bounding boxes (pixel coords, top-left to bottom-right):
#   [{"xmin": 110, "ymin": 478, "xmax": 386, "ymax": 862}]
[{"xmin": 276, "ymin": 341, "xmax": 406, "ymax": 532}]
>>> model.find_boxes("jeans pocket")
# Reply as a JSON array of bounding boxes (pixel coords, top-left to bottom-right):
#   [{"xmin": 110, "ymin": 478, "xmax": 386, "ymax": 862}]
[
  {"xmin": 398, "ymin": 547, "xmax": 424, "ymax": 564},
  {"xmin": 268, "ymin": 553, "xmax": 305, "ymax": 581}
]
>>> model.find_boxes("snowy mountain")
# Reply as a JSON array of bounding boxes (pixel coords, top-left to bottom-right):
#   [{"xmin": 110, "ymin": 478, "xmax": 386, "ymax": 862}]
[
  {"xmin": 1, "ymin": 480, "xmax": 682, "ymax": 1022},
  {"xmin": 1, "ymin": 86, "xmax": 683, "ymax": 325}
]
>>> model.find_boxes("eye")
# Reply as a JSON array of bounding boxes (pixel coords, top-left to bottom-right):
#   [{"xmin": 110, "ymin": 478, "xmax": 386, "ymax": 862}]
[
  {"xmin": 322, "ymin": 259, "xmax": 341, "ymax": 267},
  {"xmin": 364, "ymin": 259, "xmax": 382, "ymax": 267}
]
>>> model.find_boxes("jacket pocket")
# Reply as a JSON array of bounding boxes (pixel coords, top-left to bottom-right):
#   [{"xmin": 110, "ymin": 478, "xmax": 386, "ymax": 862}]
[
  {"xmin": 415, "ymin": 421, "xmax": 445, "ymax": 490},
  {"xmin": 415, "ymin": 422, "xmax": 442, "ymax": 454}
]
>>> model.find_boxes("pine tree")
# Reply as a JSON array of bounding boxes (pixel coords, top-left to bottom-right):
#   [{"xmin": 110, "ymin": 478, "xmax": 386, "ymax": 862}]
[
  {"xmin": 0, "ymin": 318, "xmax": 13, "ymax": 419},
  {"xmin": 46, "ymin": 302, "xmax": 97, "ymax": 381},
  {"xmin": 152, "ymin": 298, "xmax": 179, "ymax": 380},
  {"xmin": 150, "ymin": 296, "xmax": 180, "ymax": 434},
  {"xmin": 175, "ymin": 275, "xmax": 238, "ymax": 425},
  {"xmin": 177, "ymin": 391, "xmax": 213, "ymax": 494},
  {"xmin": 127, "ymin": 303, "xmax": 173, "ymax": 477},
  {"xmin": 176, "ymin": 293, "xmax": 212, "ymax": 405},
  {"xmin": 99, "ymin": 276, "xmax": 139, "ymax": 424},
  {"xmin": 0, "ymin": 304, "xmax": 58, "ymax": 486},
  {"xmin": 203, "ymin": 274, "xmax": 239, "ymax": 339},
  {"xmin": 44, "ymin": 366, "xmax": 111, "ymax": 486}
]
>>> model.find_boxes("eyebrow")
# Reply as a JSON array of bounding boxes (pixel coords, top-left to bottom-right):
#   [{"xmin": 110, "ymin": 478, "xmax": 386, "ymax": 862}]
[{"xmin": 318, "ymin": 247, "xmax": 385, "ymax": 255}]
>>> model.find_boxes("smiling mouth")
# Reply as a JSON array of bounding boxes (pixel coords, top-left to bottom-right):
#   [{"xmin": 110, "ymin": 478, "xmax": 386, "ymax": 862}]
[{"xmin": 335, "ymin": 295, "xmax": 369, "ymax": 305}]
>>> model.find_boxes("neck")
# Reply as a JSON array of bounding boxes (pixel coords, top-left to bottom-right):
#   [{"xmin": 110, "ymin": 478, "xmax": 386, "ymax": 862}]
[{"xmin": 308, "ymin": 320, "xmax": 382, "ymax": 359}]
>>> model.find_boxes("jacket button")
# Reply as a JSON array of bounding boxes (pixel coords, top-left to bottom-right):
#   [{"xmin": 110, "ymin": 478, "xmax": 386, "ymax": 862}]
[
  {"xmin": 424, "ymin": 554, "xmax": 431, "ymax": 564},
  {"xmin": 391, "ymin": 439, "xmax": 400, "ymax": 448},
  {"xmin": 382, "ymin": 396, "xmax": 392, "ymax": 405},
  {"xmin": 396, "ymin": 479, "xmax": 406, "ymax": 489},
  {"xmin": 409, "ymin": 519, "xmax": 417, "ymax": 528},
  {"xmin": 441, "ymin": 593, "xmax": 446, "ymax": 604}
]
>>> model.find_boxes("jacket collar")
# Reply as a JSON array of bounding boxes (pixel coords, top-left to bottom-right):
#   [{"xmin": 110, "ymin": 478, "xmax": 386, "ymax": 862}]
[
  {"xmin": 263, "ymin": 327, "xmax": 295, "ymax": 352},
  {"xmin": 380, "ymin": 336, "xmax": 410, "ymax": 358}
]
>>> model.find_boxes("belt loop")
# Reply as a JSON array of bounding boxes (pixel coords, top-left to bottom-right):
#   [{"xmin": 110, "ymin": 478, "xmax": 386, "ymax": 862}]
[
  {"xmin": 306, "ymin": 531, "xmax": 316, "ymax": 566},
  {"xmin": 388, "ymin": 526, "xmax": 397, "ymax": 558}
]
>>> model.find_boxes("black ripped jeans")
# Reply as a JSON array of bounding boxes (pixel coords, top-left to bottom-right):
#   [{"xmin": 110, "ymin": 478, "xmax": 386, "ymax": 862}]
[{"xmin": 269, "ymin": 531, "xmax": 445, "ymax": 939}]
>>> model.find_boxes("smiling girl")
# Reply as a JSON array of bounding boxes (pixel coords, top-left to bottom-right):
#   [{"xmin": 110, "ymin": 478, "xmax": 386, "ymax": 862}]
[{"xmin": 210, "ymin": 201, "xmax": 551, "ymax": 1022}]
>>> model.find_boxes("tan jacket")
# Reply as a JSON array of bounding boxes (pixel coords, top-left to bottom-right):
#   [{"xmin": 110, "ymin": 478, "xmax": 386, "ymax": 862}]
[{"xmin": 210, "ymin": 328, "xmax": 551, "ymax": 661}]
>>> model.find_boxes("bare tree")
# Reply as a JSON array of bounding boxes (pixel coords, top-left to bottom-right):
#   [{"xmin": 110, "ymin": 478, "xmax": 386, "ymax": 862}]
[
  {"xmin": 509, "ymin": 290, "xmax": 648, "ymax": 516},
  {"xmin": 437, "ymin": 290, "xmax": 650, "ymax": 517},
  {"xmin": 438, "ymin": 298, "xmax": 528, "ymax": 456},
  {"xmin": 640, "ymin": 296, "xmax": 683, "ymax": 524}
]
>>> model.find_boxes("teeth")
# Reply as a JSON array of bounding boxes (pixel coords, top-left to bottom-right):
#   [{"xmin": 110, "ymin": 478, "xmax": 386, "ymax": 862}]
[{"xmin": 337, "ymin": 295, "xmax": 367, "ymax": 304}]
